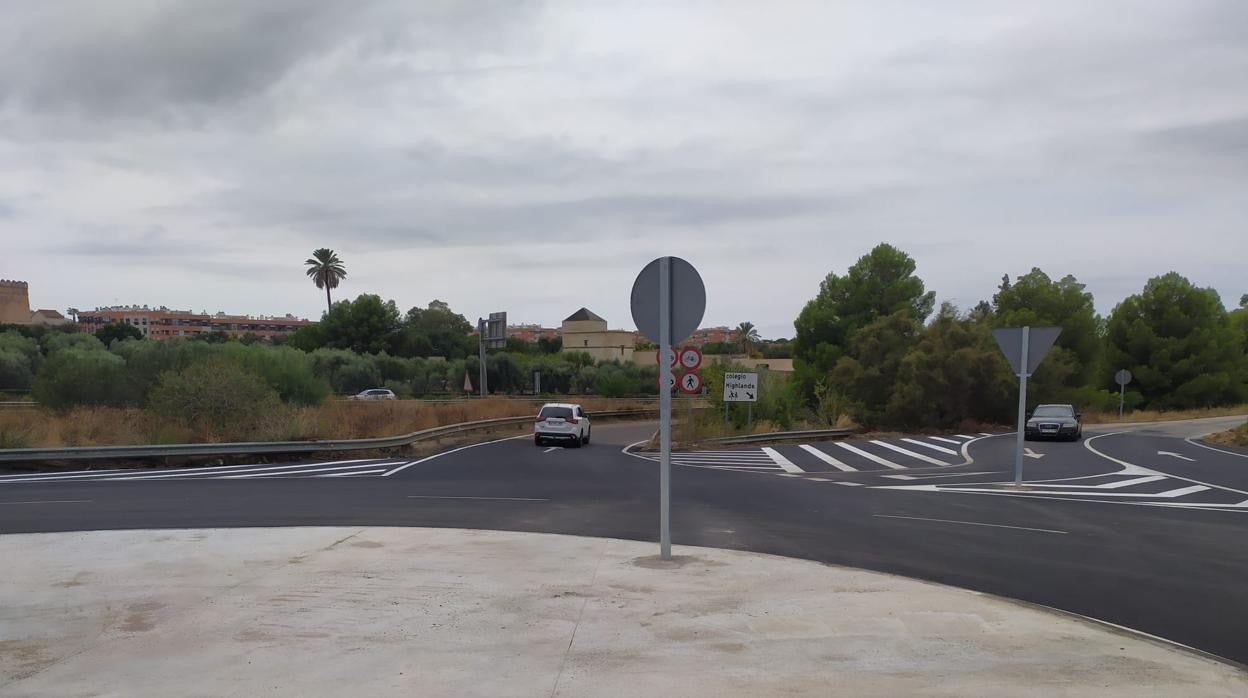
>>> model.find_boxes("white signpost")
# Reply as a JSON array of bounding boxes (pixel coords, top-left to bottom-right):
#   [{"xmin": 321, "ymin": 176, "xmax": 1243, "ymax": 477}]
[
  {"xmin": 723, "ymin": 372, "xmax": 758, "ymax": 402},
  {"xmin": 993, "ymin": 326, "xmax": 1061, "ymax": 485},
  {"xmin": 631, "ymin": 257, "xmax": 706, "ymax": 560}
]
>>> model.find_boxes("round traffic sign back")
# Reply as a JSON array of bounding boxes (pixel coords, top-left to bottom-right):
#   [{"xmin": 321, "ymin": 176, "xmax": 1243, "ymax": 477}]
[
  {"xmin": 1115, "ymin": 369, "xmax": 1133, "ymax": 386},
  {"xmin": 630, "ymin": 257, "xmax": 706, "ymax": 345},
  {"xmin": 657, "ymin": 372, "xmax": 676, "ymax": 390}
]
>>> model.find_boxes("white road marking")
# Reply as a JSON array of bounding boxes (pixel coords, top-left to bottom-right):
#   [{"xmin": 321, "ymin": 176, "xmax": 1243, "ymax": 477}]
[
  {"xmin": 383, "ymin": 435, "xmax": 528, "ymax": 477},
  {"xmin": 1157, "ymin": 450, "xmax": 1195, "ymax": 462},
  {"xmin": 835, "ymin": 442, "xmax": 906, "ymax": 470},
  {"xmin": 775, "ymin": 472, "xmax": 802, "ymax": 478},
  {"xmin": 1024, "ymin": 448, "xmax": 1045, "ymax": 459},
  {"xmin": 0, "ymin": 458, "xmax": 384, "ymax": 483},
  {"xmin": 1184, "ymin": 437, "xmax": 1248, "ymax": 459},
  {"xmin": 871, "ymin": 440, "xmax": 950, "ymax": 466},
  {"xmin": 979, "ymin": 432, "xmax": 993, "ymax": 436},
  {"xmin": 873, "ymin": 514, "xmax": 1067, "ymax": 535},
  {"xmin": 1035, "ymin": 475, "xmax": 1166, "ymax": 490},
  {"xmin": 798, "ymin": 445, "xmax": 857, "ymax": 472},
  {"xmin": 313, "ymin": 469, "xmax": 388, "ymax": 478},
  {"xmin": 834, "ymin": 481, "xmax": 864, "ymax": 487},
  {"xmin": 930, "ymin": 437, "xmax": 963, "ymax": 445},
  {"xmin": 212, "ymin": 462, "xmax": 408, "ymax": 479},
  {"xmin": 807, "ymin": 477, "xmax": 831, "ymax": 482},
  {"xmin": 1, "ymin": 499, "xmax": 93, "ymax": 505},
  {"xmin": 406, "ymin": 495, "xmax": 550, "ymax": 501},
  {"xmin": 879, "ymin": 483, "xmax": 1210, "ymax": 498},
  {"xmin": 762, "ymin": 447, "xmax": 804, "ymax": 473},
  {"xmin": 882, "ymin": 475, "xmax": 916, "ymax": 480},
  {"xmin": 544, "ymin": 447, "xmax": 558, "ymax": 453},
  {"xmin": 955, "ymin": 434, "xmax": 977, "ymax": 440},
  {"xmin": 900, "ymin": 438, "xmax": 961, "ymax": 456},
  {"xmin": 1085, "ymin": 433, "xmax": 1248, "ymax": 497}
]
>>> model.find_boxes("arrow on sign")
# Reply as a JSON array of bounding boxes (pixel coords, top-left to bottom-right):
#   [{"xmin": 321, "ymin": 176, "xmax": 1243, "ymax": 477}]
[
  {"xmin": 746, "ymin": 392, "xmax": 754, "ymax": 400},
  {"xmin": 1024, "ymin": 448, "xmax": 1045, "ymax": 459},
  {"xmin": 1157, "ymin": 451, "xmax": 1195, "ymax": 462}
]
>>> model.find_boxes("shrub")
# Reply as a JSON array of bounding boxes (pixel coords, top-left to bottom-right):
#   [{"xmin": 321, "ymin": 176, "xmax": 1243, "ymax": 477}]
[
  {"xmin": 148, "ymin": 358, "xmax": 283, "ymax": 440},
  {"xmin": 31, "ymin": 349, "xmax": 131, "ymax": 410},
  {"xmin": 43, "ymin": 332, "xmax": 105, "ymax": 354},
  {"xmin": 311, "ymin": 348, "xmax": 382, "ymax": 394}
]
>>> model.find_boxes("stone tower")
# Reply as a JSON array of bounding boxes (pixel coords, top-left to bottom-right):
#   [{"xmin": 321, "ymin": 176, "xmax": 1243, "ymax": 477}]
[{"xmin": 0, "ymin": 279, "xmax": 32, "ymax": 324}]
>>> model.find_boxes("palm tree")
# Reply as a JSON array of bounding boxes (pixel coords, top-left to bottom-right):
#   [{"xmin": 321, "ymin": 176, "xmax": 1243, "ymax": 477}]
[
  {"xmin": 304, "ymin": 248, "xmax": 347, "ymax": 313},
  {"xmin": 65, "ymin": 307, "xmax": 80, "ymax": 323},
  {"xmin": 734, "ymin": 321, "xmax": 761, "ymax": 356}
]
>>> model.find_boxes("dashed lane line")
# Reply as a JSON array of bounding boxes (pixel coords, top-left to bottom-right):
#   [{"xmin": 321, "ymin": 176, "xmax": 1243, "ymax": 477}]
[
  {"xmin": 798, "ymin": 444, "xmax": 857, "ymax": 472},
  {"xmin": 871, "ymin": 440, "xmax": 950, "ymax": 466},
  {"xmin": 835, "ymin": 442, "xmax": 906, "ymax": 470}
]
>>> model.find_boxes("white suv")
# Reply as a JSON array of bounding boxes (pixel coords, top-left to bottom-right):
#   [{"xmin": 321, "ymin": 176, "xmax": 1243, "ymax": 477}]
[
  {"xmin": 353, "ymin": 388, "xmax": 397, "ymax": 401},
  {"xmin": 535, "ymin": 403, "xmax": 591, "ymax": 447}
]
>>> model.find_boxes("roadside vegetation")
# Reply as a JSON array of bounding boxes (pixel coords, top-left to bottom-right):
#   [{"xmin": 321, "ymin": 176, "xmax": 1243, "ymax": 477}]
[
  {"xmin": 1206, "ymin": 421, "xmax": 1248, "ymax": 449},
  {"xmin": 1, "ymin": 243, "xmax": 1245, "ymax": 448}
]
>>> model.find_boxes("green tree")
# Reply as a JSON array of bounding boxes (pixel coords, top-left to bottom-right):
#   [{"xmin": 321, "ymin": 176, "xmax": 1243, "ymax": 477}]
[
  {"xmin": 793, "ymin": 243, "xmax": 935, "ymax": 384},
  {"xmin": 885, "ymin": 304, "xmax": 1015, "ymax": 429},
  {"xmin": 734, "ymin": 322, "xmax": 761, "ymax": 355},
  {"xmin": 311, "ymin": 348, "xmax": 382, "ymax": 394},
  {"xmin": 992, "ymin": 269, "xmax": 1100, "ymax": 399},
  {"xmin": 537, "ymin": 336, "xmax": 563, "ymax": 354},
  {"xmin": 827, "ymin": 310, "xmax": 921, "ymax": 428},
  {"xmin": 318, "ymin": 294, "xmax": 401, "ymax": 355},
  {"xmin": 44, "ymin": 332, "xmax": 105, "ymax": 354},
  {"xmin": 189, "ymin": 330, "xmax": 233, "ymax": 344},
  {"xmin": 0, "ymin": 331, "xmax": 41, "ymax": 391},
  {"xmin": 401, "ymin": 300, "xmax": 475, "ymax": 358},
  {"xmin": 1104, "ymin": 273, "xmax": 1246, "ymax": 409},
  {"xmin": 94, "ymin": 322, "xmax": 145, "ymax": 346},
  {"xmin": 305, "ymin": 248, "xmax": 347, "ymax": 314}
]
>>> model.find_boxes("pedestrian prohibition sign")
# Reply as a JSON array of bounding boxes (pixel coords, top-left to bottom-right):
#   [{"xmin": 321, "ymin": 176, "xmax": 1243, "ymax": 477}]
[{"xmin": 679, "ymin": 372, "xmax": 702, "ymax": 394}]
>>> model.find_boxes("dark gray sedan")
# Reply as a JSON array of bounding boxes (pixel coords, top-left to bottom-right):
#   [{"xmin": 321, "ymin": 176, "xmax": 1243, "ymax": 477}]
[{"xmin": 1024, "ymin": 404, "xmax": 1083, "ymax": 441}]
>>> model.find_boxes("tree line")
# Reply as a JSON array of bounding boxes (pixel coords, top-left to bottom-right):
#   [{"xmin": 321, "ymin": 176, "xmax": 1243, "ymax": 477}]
[{"xmin": 792, "ymin": 244, "xmax": 1248, "ymax": 429}]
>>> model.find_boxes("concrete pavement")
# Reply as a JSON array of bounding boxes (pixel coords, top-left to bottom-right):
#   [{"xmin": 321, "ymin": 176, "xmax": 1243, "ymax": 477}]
[{"xmin": 3, "ymin": 527, "xmax": 1245, "ymax": 697}]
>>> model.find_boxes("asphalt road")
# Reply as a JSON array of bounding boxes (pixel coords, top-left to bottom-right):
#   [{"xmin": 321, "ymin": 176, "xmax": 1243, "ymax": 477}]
[{"xmin": 2, "ymin": 417, "xmax": 1247, "ymax": 664}]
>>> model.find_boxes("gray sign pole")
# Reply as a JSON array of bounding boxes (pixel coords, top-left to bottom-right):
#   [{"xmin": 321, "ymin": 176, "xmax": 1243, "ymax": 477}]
[
  {"xmin": 658, "ymin": 257, "xmax": 672, "ymax": 560},
  {"xmin": 1013, "ymin": 326, "xmax": 1030, "ymax": 485},
  {"xmin": 477, "ymin": 318, "xmax": 488, "ymax": 398},
  {"xmin": 1119, "ymin": 381, "xmax": 1125, "ymax": 420}
]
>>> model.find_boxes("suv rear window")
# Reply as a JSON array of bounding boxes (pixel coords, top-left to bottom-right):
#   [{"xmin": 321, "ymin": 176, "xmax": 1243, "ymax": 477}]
[{"xmin": 539, "ymin": 406, "xmax": 574, "ymax": 419}]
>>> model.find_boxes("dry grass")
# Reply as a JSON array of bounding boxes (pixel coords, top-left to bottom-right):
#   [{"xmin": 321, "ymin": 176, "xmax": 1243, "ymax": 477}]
[
  {"xmin": 0, "ymin": 397, "xmax": 658, "ymax": 448},
  {"xmin": 1206, "ymin": 421, "xmax": 1248, "ymax": 449},
  {"xmin": 1082, "ymin": 405, "xmax": 1248, "ymax": 425}
]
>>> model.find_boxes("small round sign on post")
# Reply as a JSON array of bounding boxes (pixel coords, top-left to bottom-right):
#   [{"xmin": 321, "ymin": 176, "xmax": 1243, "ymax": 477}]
[
  {"xmin": 679, "ymin": 372, "xmax": 702, "ymax": 394},
  {"xmin": 1115, "ymin": 369, "xmax": 1132, "ymax": 386},
  {"xmin": 679, "ymin": 346, "xmax": 702, "ymax": 371}
]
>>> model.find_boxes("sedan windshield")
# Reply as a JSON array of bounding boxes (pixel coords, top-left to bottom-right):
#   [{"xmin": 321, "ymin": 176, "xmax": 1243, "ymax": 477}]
[{"xmin": 1032, "ymin": 406, "xmax": 1073, "ymax": 418}]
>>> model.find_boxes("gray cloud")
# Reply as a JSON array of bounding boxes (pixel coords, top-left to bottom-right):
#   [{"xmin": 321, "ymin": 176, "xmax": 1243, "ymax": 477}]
[{"xmin": 3, "ymin": 1, "xmax": 1246, "ymax": 337}]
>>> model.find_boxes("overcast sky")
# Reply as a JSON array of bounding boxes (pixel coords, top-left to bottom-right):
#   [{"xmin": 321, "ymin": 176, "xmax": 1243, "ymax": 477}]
[{"xmin": 3, "ymin": 1, "xmax": 1245, "ymax": 339}]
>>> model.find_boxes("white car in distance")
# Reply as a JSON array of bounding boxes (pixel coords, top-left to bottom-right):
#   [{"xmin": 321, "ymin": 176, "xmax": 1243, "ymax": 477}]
[
  {"xmin": 535, "ymin": 403, "xmax": 591, "ymax": 447},
  {"xmin": 353, "ymin": 388, "xmax": 397, "ymax": 401}
]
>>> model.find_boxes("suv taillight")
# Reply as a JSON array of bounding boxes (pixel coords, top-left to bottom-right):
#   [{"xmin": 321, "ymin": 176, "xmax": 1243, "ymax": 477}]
[
  {"xmin": 535, "ymin": 416, "xmax": 546, "ymax": 423},
  {"xmin": 567, "ymin": 417, "xmax": 579, "ymax": 424}
]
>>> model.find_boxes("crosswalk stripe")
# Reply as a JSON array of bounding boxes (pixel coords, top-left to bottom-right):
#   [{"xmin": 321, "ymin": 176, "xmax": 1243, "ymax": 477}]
[
  {"xmin": 835, "ymin": 442, "xmax": 906, "ymax": 470},
  {"xmin": 100, "ymin": 460, "xmax": 402, "ymax": 481},
  {"xmin": 955, "ymin": 435, "xmax": 976, "ymax": 440},
  {"xmin": 871, "ymin": 440, "xmax": 950, "ymax": 466},
  {"xmin": 313, "ymin": 469, "xmax": 388, "ymax": 478},
  {"xmin": 900, "ymin": 438, "xmax": 961, "ymax": 456},
  {"xmin": 930, "ymin": 437, "xmax": 963, "ymax": 445},
  {"xmin": 1038, "ymin": 475, "xmax": 1166, "ymax": 490},
  {"xmin": 798, "ymin": 445, "xmax": 857, "ymax": 472},
  {"xmin": 762, "ymin": 447, "xmax": 804, "ymax": 473},
  {"xmin": 214, "ymin": 462, "xmax": 407, "ymax": 479}
]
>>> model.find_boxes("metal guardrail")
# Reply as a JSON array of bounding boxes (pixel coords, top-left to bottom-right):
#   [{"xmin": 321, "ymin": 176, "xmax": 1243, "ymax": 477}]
[
  {"xmin": 0, "ymin": 401, "xmax": 36, "ymax": 409},
  {"xmin": 708, "ymin": 428, "xmax": 855, "ymax": 445},
  {"xmin": 0, "ymin": 408, "xmax": 658, "ymax": 463}
]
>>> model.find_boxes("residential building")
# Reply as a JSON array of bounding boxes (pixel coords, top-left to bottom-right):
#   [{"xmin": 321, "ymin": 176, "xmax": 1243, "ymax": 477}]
[
  {"xmin": 506, "ymin": 323, "xmax": 560, "ymax": 342},
  {"xmin": 687, "ymin": 326, "xmax": 732, "ymax": 346},
  {"xmin": 78, "ymin": 306, "xmax": 309, "ymax": 341},
  {"xmin": 560, "ymin": 308, "xmax": 636, "ymax": 363}
]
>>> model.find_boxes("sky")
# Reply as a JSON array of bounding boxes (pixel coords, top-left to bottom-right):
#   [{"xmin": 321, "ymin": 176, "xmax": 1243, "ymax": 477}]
[{"xmin": 2, "ymin": 1, "xmax": 1246, "ymax": 340}]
